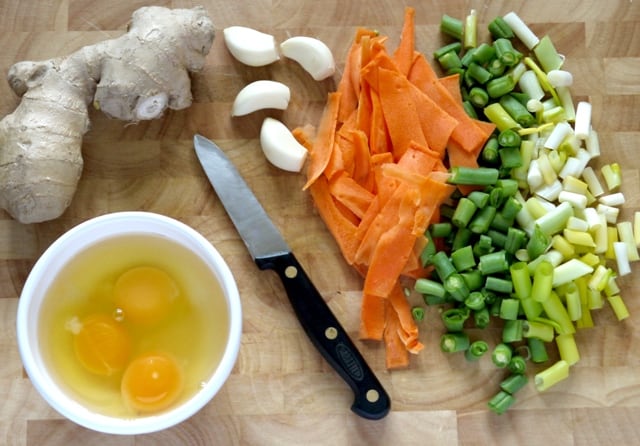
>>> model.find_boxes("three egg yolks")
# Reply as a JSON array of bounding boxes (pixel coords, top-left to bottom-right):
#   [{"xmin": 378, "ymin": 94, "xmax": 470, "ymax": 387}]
[{"xmin": 72, "ymin": 266, "xmax": 183, "ymax": 413}]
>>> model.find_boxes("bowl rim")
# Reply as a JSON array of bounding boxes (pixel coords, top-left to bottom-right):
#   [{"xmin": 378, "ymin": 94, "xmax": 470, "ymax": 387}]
[{"xmin": 16, "ymin": 211, "xmax": 242, "ymax": 435}]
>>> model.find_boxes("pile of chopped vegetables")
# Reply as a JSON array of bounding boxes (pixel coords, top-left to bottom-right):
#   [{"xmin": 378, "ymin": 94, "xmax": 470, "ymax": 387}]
[{"xmin": 296, "ymin": 7, "xmax": 637, "ymax": 413}]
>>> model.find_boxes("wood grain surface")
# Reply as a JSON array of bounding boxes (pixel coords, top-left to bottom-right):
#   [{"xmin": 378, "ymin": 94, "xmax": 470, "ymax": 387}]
[{"xmin": 1, "ymin": 0, "xmax": 639, "ymax": 445}]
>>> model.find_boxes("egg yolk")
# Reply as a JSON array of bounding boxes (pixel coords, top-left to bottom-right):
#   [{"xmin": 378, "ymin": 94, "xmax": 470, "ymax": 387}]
[
  {"xmin": 121, "ymin": 351, "xmax": 184, "ymax": 413},
  {"xmin": 73, "ymin": 313, "xmax": 132, "ymax": 376},
  {"xmin": 113, "ymin": 266, "xmax": 178, "ymax": 325}
]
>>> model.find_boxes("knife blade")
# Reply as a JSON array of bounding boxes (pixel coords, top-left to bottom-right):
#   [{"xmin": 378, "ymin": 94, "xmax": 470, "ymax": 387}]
[{"xmin": 194, "ymin": 134, "xmax": 390, "ymax": 420}]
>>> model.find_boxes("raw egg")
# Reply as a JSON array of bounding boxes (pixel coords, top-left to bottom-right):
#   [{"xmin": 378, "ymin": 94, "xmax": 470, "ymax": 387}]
[
  {"xmin": 121, "ymin": 351, "xmax": 184, "ymax": 413},
  {"xmin": 73, "ymin": 313, "xmax": 132, "ymax": 376},
  {"xmin": 113, "ymin": 266, "xmax": 178, "ymax": 325}
]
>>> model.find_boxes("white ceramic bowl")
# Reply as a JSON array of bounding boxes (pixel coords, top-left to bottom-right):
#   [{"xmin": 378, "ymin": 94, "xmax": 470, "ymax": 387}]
[{"xmin": 16, "ymin": 211, "xmax": 242, "ymax": 435}]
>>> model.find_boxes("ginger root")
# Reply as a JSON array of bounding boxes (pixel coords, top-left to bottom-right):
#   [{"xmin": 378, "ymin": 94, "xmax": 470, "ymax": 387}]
[{"xmin": 0, "ymin": 6, "xmax": 215, "ymax": 224}]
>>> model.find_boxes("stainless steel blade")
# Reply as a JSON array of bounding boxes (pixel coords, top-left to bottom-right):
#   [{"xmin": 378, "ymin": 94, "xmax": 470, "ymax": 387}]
[{"xmin": 193, "ymin": 134, "xmax": 290, "ymax": 260}]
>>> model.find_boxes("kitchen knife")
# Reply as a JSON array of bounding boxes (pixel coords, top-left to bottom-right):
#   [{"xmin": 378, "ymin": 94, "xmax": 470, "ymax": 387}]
[{"xmin": 193, "ymin": 134, "xmax": 390, "ymax": 420}]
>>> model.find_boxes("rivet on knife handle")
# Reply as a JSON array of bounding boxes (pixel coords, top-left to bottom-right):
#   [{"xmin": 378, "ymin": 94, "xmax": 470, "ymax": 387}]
[{"xmin": 256, "ymin": 252, "xmax": 391, "ymax": 420}]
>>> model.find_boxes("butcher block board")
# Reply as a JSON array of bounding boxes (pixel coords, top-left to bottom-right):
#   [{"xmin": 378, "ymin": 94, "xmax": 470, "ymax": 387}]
[{"xmin": 1, "ymin": 0, "xmax": 640, "ymax": 444}]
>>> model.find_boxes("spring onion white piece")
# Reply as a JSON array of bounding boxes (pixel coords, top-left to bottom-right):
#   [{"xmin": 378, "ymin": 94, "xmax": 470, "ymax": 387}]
[
  {"xmin": 581, "ymin": 166, "xmax": 605, "ymax": 197},
  {"xmin": 574, "ymin": 101, "xmax": 592, "ymax": 139},
  {"xmin": 599, "ymin": 192, "xmax": 625, "ymax": 207},
  {"xmin": 503, "ymin": 11, "xmax": 540, "ymax": 50},
  {"xmin": 547, "ymin": 69, "xmax": 573, "ymax": 87},
  {"xmin": 527, "ymin": 159, "xmax": 544, "ymax": 190},
  {"xmin": 563, "ymin": 228, "xmax": 596, "ymax": 248},
  {"xmin": 519, "ymin": 70, "xmax": 545, "ymax": 101},
  {"xmin": 231, "ymin": 80, "xmax": 291, "ymax": 116},
  {"xmin": 534, "ymin": 35, "xmax": 564, "ymax": 72},
  {"xmin": 223, "ymin": 26, "xmax": 280, "ymax": 67},
  {"xmin": 556, "ymin": 86, "xmax": 576, "ymax": 121},
  {"xmin": 634, "ymin": 212, "xmax": 640, "ymax": 246},
  {"xmin": 558, "ymin": 157, "xmax": 584, "ymax": 179},
  {"xmin": 585, "ymin": 128, "xmax": 601, "ymax": 158},
  {"xmin": 535, "ymin": 179, "xmax": 563, "ymax": 202},
  {"xmin": 535, "ymin": 201, "xmax": 574, "ymax": 235},
  {"xmin": 613, "ymin": 242, "xmax": 632, "ymax": 276},
  {"xmin": 583, "ymin": 207, "xmax": 601, "ymax": 230},
  {"xmin": 552, "ymin": 258, "xmax": 593, "ymax": 287},
  {"xmin": 601, "ymin": 163, "xmax": 622, "ymax": 191},
  {"xmin": 562, "ymin": 176, "xmax": 589, "ymax": 194},
  {"xmin": 566, "ymin": 216, "xmax": 589, "ymax": 232},
  {"xmin": 544, "ymin": 121, "xmax": 573, "ymax": 150},
  {"xmin": 593, "ymin": 213, "xmax": 608, "ymax": 254},
  {"xmin": 558, "ymin": 191, "xmax": 587, "ymax": 209},
  {"xmin": 597, "ymin": 204, "xmax": 620, "ymax": 224},
  {"xmin": 617, "ymin": 221, "xmax": 640, "ymax": 261},
  {"xmin": 280, "ymin": 36, "xmax": 336, "ymax": 81},
  {"xmin": 259, "ymin": 117, "xmax": 308, "ymax": 172}
]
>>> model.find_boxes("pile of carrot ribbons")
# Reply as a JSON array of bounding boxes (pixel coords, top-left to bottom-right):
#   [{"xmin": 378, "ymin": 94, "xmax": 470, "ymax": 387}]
[{"xmin": 295, "ymin": 7, "xmax": 495, "ymax": 368}]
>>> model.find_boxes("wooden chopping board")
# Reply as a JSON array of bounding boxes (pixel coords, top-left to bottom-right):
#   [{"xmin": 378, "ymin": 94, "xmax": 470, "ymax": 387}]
[{"xmin": 1, "ymin": 1, "xmax": 639, "ymax": 444}]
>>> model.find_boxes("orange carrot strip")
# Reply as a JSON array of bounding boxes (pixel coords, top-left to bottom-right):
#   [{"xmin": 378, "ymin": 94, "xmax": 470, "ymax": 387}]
[
  {"xmin": 360, "ymin": 292, "xmax": 386, "ymax": 341},
  {"xmin": 304, "ymin": 92, "xmax": 341, "ymax": 190},
  {"xmin": 349, "ymin": 129, "xmax": 372, "ymax": 188},
  {"xmin": 329, "ymin": 172, "xmax": 375, "ymax": 219},
  {"xmin": 407, "ymin": 51, "xmax": 438, "ymax": 85},
  {"xmin": 392, "ymin": 6, "xmax": 416, "ymax": 76},
  {"xmin": 368, "ymin": 88, "xmax": 391, "ymax": 155},
  {"xmin": 309, "ymin": 175, "xmax": 360, "ymax": 264},
  {"xmin": 383, "ymin": 299, "xmax": 410, "ymax": 369},
  {"xmin": 388, "ymin": 282, "xmax": 423, "ymax": 354}
]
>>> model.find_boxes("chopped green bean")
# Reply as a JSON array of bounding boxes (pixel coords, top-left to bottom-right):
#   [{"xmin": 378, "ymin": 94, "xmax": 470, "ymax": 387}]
[
  {"xmin": 465, "ymin": 340, "xmax": 489, "ymax": 361},
  {"xmin": 468, "ymin": 62, "xmax": 493, "ymax": 84},
  {"xmin": 452, "ymin": 227, "xmax": 473, "ymax": 251},
  {"xmin": 479, "ymin": 250, "xmax": 509, "ymax": 275},
  {"xmin": 494, "ymin": 37, "xmax": 522, "ymax": 66},
  {"xmin": 488, "ymin": 390, "xmax": 516, "ymax": 415},
  {"xmin": 472, "ymin": 42, "xmax": 496, "ymax": 64},
  {"xmin": 500, "ymin": 94, "xmax": 535, "ymax": 127},
  {"xmin": 415, "ymin": 278, "xmax": 446, "ymax": 298},
  {"xmin": 448, "ymin": 166, "xmax": 500, "ymax": 185},
  {"xmin": 474, "ymin": 306, "xmax": 491, "ymax": 328},
  {"xmin": 440, "ymin": 14, "xmax": 464, "ymax": 40},
  {"xmin": 461, "ymin": 269, "xmax": 484, "ymax": 291},
  {"xmin": 505, "ymin": 226, "xmax": 527, "ymax": 254},
  {"xmin": 528, "ymin": 336, "xmax": 549, "ymax": 363},
  {"xmin": 432, "ymin": 251, "xmax": 457, "ymax": 282},
  {"xmin": 438, "ymin": 51, "xmax": 463, "ymax": 70},
  {"xmin": 452, "ymin": 197, "xmax": 478, "ymax": 228},
  {"xmin": 470, "ymin": 205, "xmax": 497, "ymax": 234},
  {"xmin": 501, "ymin": 374, "xmax": 528, "ymax": 396},
  {"xmin": 441, "ymin": 308, "xmax": 470, "ymax": 331},
  {"xmin": 465, "ymin": 290, "xmax": 486, "ymax": 310},
  {"xmin": 412, "ymin": 306, "xmax": 425, "ymax": 322},
  {"xmin": 492, "ymin": 343, "xmax": 513, "ymax": 368},
  {"xmin": 468, "ymin": 190, "xmax": 490, "ymax": 208},
  {"xmin": 507, "ymin": 356, "xmax": 527, "ymax": 375},
  {"xmin": 498, "ymin": 129, "xmax": 522, "ymax": 148},
  {"xmin": 440, "ymin": 332, "xmax": 470, "ymax": 353},
  {"xmin": 444, "ymin": 273, "xmax": 471, "ymax": 302},
  {"xmin": 488, "ymin": 17, "xmax": 514, "ymax": 39},
  {"xmin": 451, "ymin": 245, "xmax": 476, "ymax": 272},
  {"xmin": 502, "ymin": 319, "xmax": 524, "ymax": 343},
  {"xmin": 433, "ymin": 42, "xmax": 462, "ymax": 60},
  {"xmin": 487, "ymin": 74, "xmax": 516, "ymax": 98},
  {"xmin": 481, "ymin": 136, "xmax": 500, "ymax": 165},
  {"xmin": 469, "ymin": 86, "xmax": 490, "ymax": 107},
  {"xmin": 430, "ymin": 222, "xmax": 453, "ymax": 238}
]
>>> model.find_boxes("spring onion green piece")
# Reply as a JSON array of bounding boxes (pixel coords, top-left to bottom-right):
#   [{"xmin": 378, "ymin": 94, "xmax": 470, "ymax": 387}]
[
  {"xmin": 465, "ymin": 339, "xmax": 489, "ymax": 361},
  {"xmin": 448, "ymin": 166, "xmax": 500, "ymax": 185},
  {"xmin": 608, "ymin": 295, "xmax": 630, "ymax": 321},
  {"xmin": 531, "ymin": 260, "xmax": 553, "ymax": 302},
  {"xmin": 535, "ymin": 201, "xmax": 574, "ymax": 235},
  {"xmin": 484, "ymin": 102, "xmax": 519, "ymax": 131},
  {"xmin": 440, "ymin": 332, "xmax": 470, "ymax": 353},
  {"xmin": 526, "ymin": 226, "xmax": 551, "ymax": 260},
  {"xmin": 533, "ymin": 35, "xmax": 564, "ymax": 72},
  {"xmin": 552, "ymin": 258, "xmax": 594, "ymax": 288},
  {"xmin": 502, "ymin": 11, "xmax": 539, "ymax": 49},
  {"xmin": 510, "ymin": 262, "xmax": 532, "ymax": 300},
  {"xmin": 488, "ymin": 16, "xmax": 514, "ymax": 39},
  {"xmin": 564, "ymin": 283, "xmax": 583, "ymax": 321},
  {"xmin": 541, "ymin": 291, "xmax": 575, "ymax": 335},
  {"xmin": 522, "ymin": 320, "xmax": 554, "ymax": 342},
  {"xmin": 441, "ymin": 14, "xmax": 464, "ymax": 40},
  {"xmin": 492, "ymin": 343, "xmax": 513, "ymax": 368},
  {"xmin": 518, "ymin": 70, "xmax": 545, "ymax": 101},
  {"xmin": 488, "ymin": 391, "xmax": 516, "ymax": 415},
  {"xmin": 535, "ymin": 360, "xmax": 570, "ymax": 392},
  {"xmin": 503, "ymin": 319, "xmax": 524, "ymax": 343},
  {"xmin": 499, "ymin": 298, "xmax": 520, "ymax": 320},
  {"xmin": 507, "ymin": 356, "xmax": 527, "ymax": 375},
  {"xmin": 464, "ymin": 9, "xmax": 478, "ymax": 49},
  {"xmin": 616, "ymin": 221, "xmax": 639, "ymax": 261},
  {"xmin": 527, "ymin": 337, "xmax": 549, "ymax": 363},
  {"xmin": 556, "ymin": 333, "xmax": 580, "ymax": 365}
]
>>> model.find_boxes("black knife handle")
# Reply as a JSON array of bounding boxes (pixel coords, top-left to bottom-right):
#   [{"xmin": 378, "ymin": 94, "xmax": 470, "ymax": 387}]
[{"xmin": 255, "ymin": 252, "xmax": 391, "ymax": 420}]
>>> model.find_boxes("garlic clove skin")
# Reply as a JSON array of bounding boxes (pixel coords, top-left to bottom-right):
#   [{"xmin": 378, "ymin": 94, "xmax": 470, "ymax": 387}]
[
  {"xmin": 260, "ymin": 117, "xmax": 308, "ymax": 172},
  {"xmin": 280, "ymin": 36, "xmax": 335, "ymax": 81},
  {"xmin": 231, "ymin": 80, "xmax": 291, "ymax": 117},
  {"xmin": 223, "ymin": 26, "xmax": 280, "ymax": 67}
]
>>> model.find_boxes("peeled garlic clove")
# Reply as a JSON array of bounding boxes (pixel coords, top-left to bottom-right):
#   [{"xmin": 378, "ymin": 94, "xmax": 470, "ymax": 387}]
[
  {"xmin": 260, "ymin": 117, "xmax": 308, "ymax": 172},
  {"xmin": 280, "ymin": 36, "xmax": 335, "ymax": 81},
  {"xmin": 231, "ymin": 80, "xmax": 290, "ymax": 117},
  {"xmin": 223, "ymin": 26, "xmax": 280, "ymax": 67}
]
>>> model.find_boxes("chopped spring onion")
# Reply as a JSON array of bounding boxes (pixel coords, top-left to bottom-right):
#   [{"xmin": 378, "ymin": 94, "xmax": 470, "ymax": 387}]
[
  {"xmin": 556, "ymin": 333, "xmax": 580, "ymax": 365},
  {"xmin": 535, "ymin": 360, "xmax": 569, "ymax": 391},
  {"xmin": 574, "ymin": 101, "xmax": 592, "ymax": 139},
  {"xmin": 547, "ymin": 69, "xmax": 573, "ymax": 87},
  {"xmin": 503, "ymin": 11, "xmax": 539, "ymax": 50}
]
